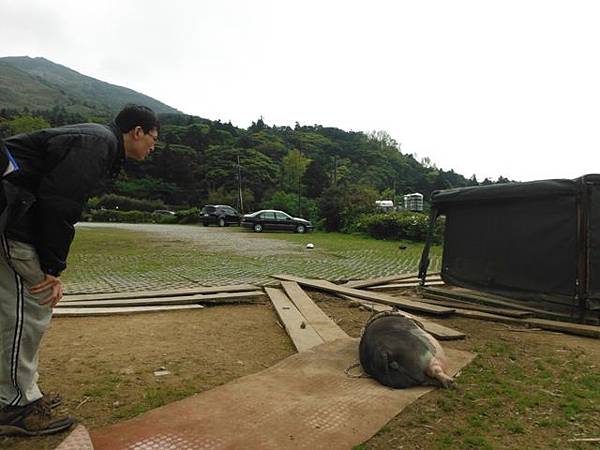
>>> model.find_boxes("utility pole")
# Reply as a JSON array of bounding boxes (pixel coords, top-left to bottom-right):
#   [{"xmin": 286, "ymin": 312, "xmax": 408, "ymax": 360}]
[
  {"xmin": 237, "ymin": 153, "xmax": 244, "ymax": 213},
  {"xmin": 332, "ymin": 155, "xmax": 337, "ymax": 185}
]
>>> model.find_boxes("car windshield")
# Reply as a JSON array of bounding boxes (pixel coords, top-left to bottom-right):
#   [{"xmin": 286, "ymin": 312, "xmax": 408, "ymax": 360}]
[
  {"xmin": 202, "ymin": 206, "xmax": 216, "ymax": 213},
  {"xmin": 275, "ymin": 212, "xmax": 290, "ymax": 220}
]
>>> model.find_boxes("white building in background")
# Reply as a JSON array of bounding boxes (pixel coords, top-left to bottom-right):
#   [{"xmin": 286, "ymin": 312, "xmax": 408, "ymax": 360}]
[
  {"xmin": 403, "ymin": 193, "xmax": 424, "ymax": 211},
  {"xmin": 375, "ymin": 200, "xmax": 394, "ymax": 212}
]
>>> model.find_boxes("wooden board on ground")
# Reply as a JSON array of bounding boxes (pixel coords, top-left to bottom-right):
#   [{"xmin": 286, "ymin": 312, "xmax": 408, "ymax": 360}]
[
  {"xmin": 62, "ymin": 284, "xmax": 259, "ymax": 302},
  {"xmin": 345, "ymin": 272, "xmax": 441, "ymax": 289},
  {"xmin": 273, "ymin": 274, "xmax": 455, "ymax": 316},
  {"xmin": 339, "ymin": 294, "xmax": 466, "ymax": 341},
  {"xmin": 265, "ymin": 287, "xmax": 324, "ymax": 352},
  {"xmin": 57, "ymin": 291, "xmax": 266, "ymax": 308},
  {"xmin": 423, "ymin": 286, "xmax": 572, "ymax": 320},
  {"xmin": 345, "ymin": 272, "xmax": 418, "ymax": 288},
  {"xmin": 280, "ymin": 281, "xmax": 349, "ymax": 342},
  {"xmin": 369, "ymin": 280, "xmax": 445, "ymax": 290},
  {"xmin": 420, "ymin": 293, "xmax": 534, "ymax": 318},
  {"xmin": 53, "ymin": 304, "xmax": 205, "ymax": 317},
  {"xmin": 446, "ymin": 306, "xmax": 600, "ymax": 339},
  {"xmin": 525, "ymin": 318, "xmax": 600, "ymax": 338}
]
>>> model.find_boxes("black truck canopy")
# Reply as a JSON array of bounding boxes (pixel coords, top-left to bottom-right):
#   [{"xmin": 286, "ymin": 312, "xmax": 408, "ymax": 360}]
[{"xmin": 419, "ymin": 174, "xmax": 600, "ymax": 320}]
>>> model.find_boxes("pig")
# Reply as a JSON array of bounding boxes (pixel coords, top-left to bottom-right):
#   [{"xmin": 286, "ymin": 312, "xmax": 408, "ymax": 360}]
[{"xmin": 358, "ymin": 311, "xmax": 455, "ymax": 389}]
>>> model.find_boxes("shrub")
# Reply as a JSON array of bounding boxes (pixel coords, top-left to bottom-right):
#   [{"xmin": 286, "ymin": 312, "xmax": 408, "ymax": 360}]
[
  {"xmin": 84, "ymin": 208, "xmax": 198, "ymax": 225},
  {"xmin": 87, "ymin": 209, "xmax": 155, "ymax": 223},
  {"xmin": 87, "ymin": 194, "xmax": 166, "ymax": 212},
  {"xmin": 175, "ymin": 208, "xmax": 200, "ymax": 224},
  {"xmin": 319, "ymin": 184, "xmax": 378, "ymax": 232},
  {"xmin": 354, "ymin": 211, "xmax": 444, "ymax": 242}
]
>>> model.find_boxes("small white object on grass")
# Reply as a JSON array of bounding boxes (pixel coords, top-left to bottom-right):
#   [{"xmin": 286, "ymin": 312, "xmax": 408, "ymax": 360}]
[{"xmin": 306, "ymin": 243, "xmax": 314, "ymax": 249}]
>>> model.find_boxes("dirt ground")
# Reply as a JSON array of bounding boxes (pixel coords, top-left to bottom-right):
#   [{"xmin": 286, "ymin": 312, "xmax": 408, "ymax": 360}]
[{"xmin": 2, "ymin": 291, "xmax": 599, "ymax": 450}]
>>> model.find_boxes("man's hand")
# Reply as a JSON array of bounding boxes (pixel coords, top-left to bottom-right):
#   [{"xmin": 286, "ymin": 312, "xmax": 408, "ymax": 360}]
[{"xmin": 30, "ymin": 274, "xmax": 64, "ymax": 307}]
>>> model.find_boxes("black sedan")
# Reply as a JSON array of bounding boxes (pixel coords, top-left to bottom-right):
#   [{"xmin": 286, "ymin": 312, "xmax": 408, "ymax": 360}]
[
  {"xmin": 241, "ymin": 209, "xmax": 313, "ymax": 233},
  {"xmin": 200, "ymin": 205, "xmax": 241, "ymax": 227}
]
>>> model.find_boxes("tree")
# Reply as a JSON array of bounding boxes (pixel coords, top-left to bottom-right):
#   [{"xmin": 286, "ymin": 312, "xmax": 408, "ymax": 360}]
[
  {"xmin": 281, "ymin": 149, "xmax": 310, "ymax": 192},
  {"xmin": 367, "ymin": 130, "xmax": 400, "ymax": 150},
  {"xmin": 302, "ymin": 160, "xmax": 329, "ymax": 198},
  {"xmin": 0, "ymin": 115, "xmax": 50, "ymax": 136}
]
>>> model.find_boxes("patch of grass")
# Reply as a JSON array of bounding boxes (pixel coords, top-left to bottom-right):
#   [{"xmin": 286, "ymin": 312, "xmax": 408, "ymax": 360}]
[
  {"xmin": 503, "ymin": 419, "xmax": 526, "ymax": 434},
  {"xmin": 466, "ymin": 414, "xmax": 491, "ymax": 431},
  {"xmin": 536, "ymin": 417, "xmax": 569, "ymax": 428},
  {"xmin": 462, "ymin": 435, "xmax": 493, "ymax": 449},
  {"xmin": 82, "ymin": 375, "xmax": 121, "ymax": 398},
  {"xmin": 434, "ymin": 433, "xmax": 456, "ymax": 450},
  {"xmin": 416, "ymin": 336, "xmax": 599, "ymax": 448},
  {"xmin": 111, "ymin": 385, "xmax": 198, "ymax": 420}
]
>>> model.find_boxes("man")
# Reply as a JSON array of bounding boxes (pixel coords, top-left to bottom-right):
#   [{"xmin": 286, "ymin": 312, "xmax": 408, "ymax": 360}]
[{"xmin": 0, "ymin": 104, "xmax": 159, "ymax": 436}]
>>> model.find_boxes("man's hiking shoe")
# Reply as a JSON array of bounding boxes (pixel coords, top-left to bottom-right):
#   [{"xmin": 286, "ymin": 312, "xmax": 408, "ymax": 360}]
[
  {"xmin": 41, "ymin": 392, "xmax": 63, "ymax": 409},
  {"xmin": 0, "ymin": 399, "xmax": 74, "ymax": 436}
]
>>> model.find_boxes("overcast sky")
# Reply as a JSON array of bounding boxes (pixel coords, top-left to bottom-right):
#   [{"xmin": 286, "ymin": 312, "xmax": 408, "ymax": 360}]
[{"xmin": 1, "ymin": 0, "xmax": 599, "ymax": 182}]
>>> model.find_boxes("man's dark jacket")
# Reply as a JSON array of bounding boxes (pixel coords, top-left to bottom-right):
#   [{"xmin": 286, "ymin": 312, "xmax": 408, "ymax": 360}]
[{"xmin": 1, "ymin": 123, "xmax": 124, "ymax": 276}]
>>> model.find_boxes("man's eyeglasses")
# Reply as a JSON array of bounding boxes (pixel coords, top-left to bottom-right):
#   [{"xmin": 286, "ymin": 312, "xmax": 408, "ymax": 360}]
[{"xmin": 146, "ymin": 132, "xmax": 159, "ymax": 143}]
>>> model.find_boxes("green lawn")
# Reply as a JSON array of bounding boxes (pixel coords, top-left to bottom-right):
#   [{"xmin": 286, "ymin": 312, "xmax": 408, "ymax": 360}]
[{"xmin": 62, "ymin": 225, "xmax": 441, "ymax": 293}]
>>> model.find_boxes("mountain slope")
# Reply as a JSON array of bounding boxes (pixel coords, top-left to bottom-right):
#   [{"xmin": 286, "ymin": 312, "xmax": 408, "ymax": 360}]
[{"xmin": 0, "ymin": 56, "xmax": 180, "ymax": 115}]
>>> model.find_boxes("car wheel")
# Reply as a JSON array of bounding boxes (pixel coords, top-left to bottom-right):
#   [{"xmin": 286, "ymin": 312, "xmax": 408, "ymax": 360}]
[
  {"xmin": 202, "ymin": 222, "xmax": 209, "ymax": 226},
  {"xmin": 218, "ymin": 218, "xmax": 225, "ymax": 227},
  {"xmin": 296, "ymin": 225, "xmax": 306, "ymax": 233},
  {"xmin": 253, "ymin": 223, "xmax": 263, "ymax": 232}
]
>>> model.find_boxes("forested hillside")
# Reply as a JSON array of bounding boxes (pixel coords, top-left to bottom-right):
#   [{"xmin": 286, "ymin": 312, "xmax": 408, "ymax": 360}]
[
  {"xmin": 0, "ymin": 56, "xmax": 509, "ymax": 232},
  {"xmin": 92, "ymin": 113, "xmax": 484, "ymax": 230},
  {"xmin": 0, "ymin": 56, "xmax": 178, "ymax": 116}
]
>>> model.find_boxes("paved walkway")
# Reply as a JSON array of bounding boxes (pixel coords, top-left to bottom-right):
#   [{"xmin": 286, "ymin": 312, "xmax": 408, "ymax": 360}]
[{"xmin": 64, "ymin": 223, "xmax": 440, "ymax": 294}]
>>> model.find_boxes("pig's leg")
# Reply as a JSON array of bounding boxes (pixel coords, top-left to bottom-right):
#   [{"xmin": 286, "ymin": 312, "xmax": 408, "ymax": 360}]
[{"xmin": 425, "ymin": 357, "xmax": 455, "ymax": 388}]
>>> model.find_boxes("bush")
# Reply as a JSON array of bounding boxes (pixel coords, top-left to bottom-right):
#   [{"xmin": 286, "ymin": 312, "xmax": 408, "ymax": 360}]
[
  {"xmin": 86, "ymin": 209, "xmax": 155, "ymax": 223},
  {"xmin": 87, "ymin": 194, "xmax": 166, "ymax": 212},
  {"xmin": 175, "ymin": 207, "xmax": 200, "ymax": 224},
  {"xmin": 83, "ymin": 208, "xmax": 197, "ymax": 225},
  {"xmin": 354, "ymin": 211, "xmax": 444, "ymax": 242},
  {"xmin": 318, "ymin": 184, "xmax": 378, "ymax": 232}
]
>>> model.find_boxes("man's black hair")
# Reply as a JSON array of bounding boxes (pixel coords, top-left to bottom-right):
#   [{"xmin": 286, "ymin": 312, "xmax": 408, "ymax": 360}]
[{"xmin": 114, "ymin": 104, "xmax": 160, "ymax": 133}]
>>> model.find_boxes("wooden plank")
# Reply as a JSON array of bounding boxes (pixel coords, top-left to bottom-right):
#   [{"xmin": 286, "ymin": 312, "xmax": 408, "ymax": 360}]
[
  {"xmin": 423, "ymin": 286, "xmax": 572, "ymax": 320},
  {"xmin": 369, "ymin": 280, "xmax": 445, "ymax": 290},
  {"xmin": 445, "ymin": 307, "xmax": 600, "ymax": 338},
  {"xmin": 345, "ymin": 272, "xmax": 419, "ymax": 289},
  {"xmin": 265, "ymin": 287, "xmax": 325, "ymax": 352},
  {"xmin": 448, "ymin": 308, "xmax": 533, "ymax": 325},
  {"xmin": 280, "ymin": 282, "xmax": 348, "ymax": 342},
  {"xmin": 345, "ymin": 272, "xmax": 441, "ymax": 289},
  {"xmin": 273, "ymin": 275, "xmax": 455, "ymax": 316},
  {"xmin": 421, "ymin": 293, "xmax": 534, "ymax": 318},
  {"xmin": 62, "ymin": 284, "xmax": 260, "ymax": 302},
  {"xmin": 57, "ymin": 291, "xmax": 266, "ymax": 308},
  {"xmin": 338, "ymin": 295, "xmax": 465, "ymax": 341},
  {"xmin": 526, "ymin": 318, "xmax": 600, "ymax": 339},
  {"xmin": 53, "ymin": 304, "xmax": 204, "ymax": 317}
]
